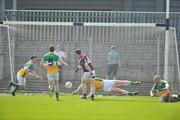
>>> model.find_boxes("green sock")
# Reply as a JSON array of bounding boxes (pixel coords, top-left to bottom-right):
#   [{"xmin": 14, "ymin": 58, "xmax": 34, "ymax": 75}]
[
  {"xmin": 12, "ymin": 82, "xmax": 20, "ymax": 88},
  {"xmin": 131, "ymin": 81, "xmax": 140, "ymax": 85},
  {"xmin": 128, "ymin": 92, "xmax": 134, "ymax": 96},
  {"xmin": 13, "ymin": 85, "xmax": 20, "ymax": 93},
  {"xmin": 55, "ymin": 92, "xmax": 59, "ymax": 100}
]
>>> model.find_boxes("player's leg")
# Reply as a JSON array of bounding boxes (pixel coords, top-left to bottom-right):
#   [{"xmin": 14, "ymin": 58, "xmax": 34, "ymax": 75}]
[
  {"xmin": 47, "ymin": 74, "xmax": 55, "ymax": 97},
  {"xmin": 160, "ymin": 93, "xmax": 171, "ymax": 102},
  {"xmin": 160, "ymin": 93, "xmax": 178, "ymax": 102},
  {"xmin": 111, "ymin": 87, "xmax": 138, "ymax": 96},
  {"xmin": 54, "ymin": 80, "xmax": 60, "ymax": 101},
  {"xmin": 87, "ymin": 70, "xmax": 96, "ymax": 100},
  {"xmin": 114, "ymin": 80, "xmax": 141, "ymax": 87},
  {"xmin": 168, "ymin": 94, "xmax": 180, "ymax": 102},
  {"xmin": 72, "ymin": 82, "xmax": 83, "ymax": 94},
  {"xmin": 9, "ymin": 74, "xmax": 26, "ymax": 96},
  {"xmin": 81, "ymin": 72, "xmax": 91, "ymax": 99},
  {"xmin": 58, "ymin": 65, "xmax": 62, "ymax": 84},
  {"xmin": 54, "ymin": 73, "xmax": 60, "ymax": 101},
  {"xmin": 103, "ymin": 80, "xmax": 138, "ymax": 96},
  {"xmin": 81, "ymin": 80, "xmax": 87, "ymax": 99},
  {"xmin": 106, "ymin": 64, "xmax": 112, "ymax": 79},
  {"xmin": 112, "ymin": 64, "xmax": 118, "ymax": 80},
  {"xmin": 87, "ymin": 80, "xmax": 95, "ymax": 100}
]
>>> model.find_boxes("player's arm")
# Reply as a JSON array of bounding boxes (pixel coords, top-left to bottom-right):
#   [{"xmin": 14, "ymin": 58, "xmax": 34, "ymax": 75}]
[
  {"xmin": 29, "ymin": 70, "xmax": 38, "ymax": 78},
  {"xmin": 40, "ymin": 59, "xmax": 48, "ymax": 68},
  {"xmin": 84, "ymin": 63, "xmax": 93, "ymax": 74},
  {"xmin": 28, "ymin": 68, "xmax": 43, "ymax": 80},
  {"xmin": 59, "ymin": 58, "xmax": 68, "ymax": 66},
  {"xmin": 162, "ymin": 80, "xmax": 169, "ymax": 89},
  {"xmin": 23, "ymin": 66, "xmax": 29, "ymax": 72},
  {"xmin": 150, "ymin": 85, "xmax": 157, "ymax": 97},
  {"xmin": 72, "ymin": 83, "xmax": 83, "ymax": 94},
  {"xmin": 75, "ymin": 65, "xmax": 82, "ymax": 72}
]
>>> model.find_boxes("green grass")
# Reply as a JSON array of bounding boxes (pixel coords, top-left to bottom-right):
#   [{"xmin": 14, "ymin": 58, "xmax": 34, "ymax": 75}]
[{"xmin": 0, "ymin": 93, "xmax": 180, "ymax": 120}]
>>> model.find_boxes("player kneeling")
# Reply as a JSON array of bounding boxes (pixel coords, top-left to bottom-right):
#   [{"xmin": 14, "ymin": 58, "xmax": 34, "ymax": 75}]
[{"xmin": 150, "ymin": 75, "xmax": 180, "ymax": 102}]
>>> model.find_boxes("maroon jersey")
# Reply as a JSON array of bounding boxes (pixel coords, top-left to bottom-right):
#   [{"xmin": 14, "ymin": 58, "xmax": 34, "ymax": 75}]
[{"xmin": 79, "ymin": 54, "xmax": 94, "ymax": 72}]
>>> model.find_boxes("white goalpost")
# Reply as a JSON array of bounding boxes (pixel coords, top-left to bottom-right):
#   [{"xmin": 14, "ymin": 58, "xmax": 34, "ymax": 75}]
[{"xmin": 0, "ymin": 24, "xmax": 14, "ymax": 82}]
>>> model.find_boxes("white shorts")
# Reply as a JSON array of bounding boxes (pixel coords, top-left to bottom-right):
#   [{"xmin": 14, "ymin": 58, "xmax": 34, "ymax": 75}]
[
  {"xmin": 47, "ymin": 73, "xmax": 59, "ymax": 81},
  {"xmin": 103, "ymin": 80, "xmax": 117, "ymax": 92},
  {"xmin": 81, "ymin": 70, "xmax": 95, "ymax": 81},
  {"xmin": 17, "ymin": 74, "xmax": 26, "ymax": 86}
]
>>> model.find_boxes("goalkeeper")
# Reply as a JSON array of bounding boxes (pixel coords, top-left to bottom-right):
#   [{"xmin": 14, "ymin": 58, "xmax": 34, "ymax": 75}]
[
  {"xmin": 8, "ymin": 55, "xmax": 43, "ymax": 96},
  {"xmin": 150, "ymin": 75, "xmax": 180, "ymax": 102},
  {"xmin": 72, "ymin": 77, "xmax": 140, "ymax": 96}
]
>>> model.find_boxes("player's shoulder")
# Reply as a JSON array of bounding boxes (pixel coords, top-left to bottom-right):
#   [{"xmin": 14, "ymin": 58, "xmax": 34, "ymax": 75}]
[
  {"xmin": 43, "ymin": 53, "xmax": 50, "ymax": 57},
  {"xmin": 51, "ymin": 53, "xmax": 59, "ymax": 60},
  {"xmin": 161, "ymin": 80, "xmax": 168, "ymax": 84},
  {"xmin": 24, "ymin": 60, "xmax": 33, "ymax": 68}
]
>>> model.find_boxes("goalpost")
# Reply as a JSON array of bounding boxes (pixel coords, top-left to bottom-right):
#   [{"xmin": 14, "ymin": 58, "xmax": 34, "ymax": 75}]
[
  {"xmin": 0, "ymin": 24, "xmax": 14, "ymax": 82},
  {"xmin": 1, "ymin": 21, "xmax": 180, "ymax": 92}
]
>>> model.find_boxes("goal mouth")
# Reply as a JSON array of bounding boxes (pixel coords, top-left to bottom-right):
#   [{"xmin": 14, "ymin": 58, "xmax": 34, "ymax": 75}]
[{"xmin": 1, "ymin": 21, "xmax": 180, "ymax": 93}]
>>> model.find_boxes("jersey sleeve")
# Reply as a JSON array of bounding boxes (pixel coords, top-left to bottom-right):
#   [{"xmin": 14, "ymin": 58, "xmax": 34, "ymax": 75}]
[
  {"xmin": 79, "ymin": 56, "xmax": 86, "ymax": 65},
  {"xmin": 152, "ymin": 84, "xmax": 156, "ymax": 90},
  {"xmin": 42, "ymin": 55, "xmax": 46, "ymax": 61}
]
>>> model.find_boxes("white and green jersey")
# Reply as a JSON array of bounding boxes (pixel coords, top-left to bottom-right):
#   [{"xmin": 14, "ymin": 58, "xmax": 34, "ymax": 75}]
[{"xmin": 152, "ymin": 80, "xmax": 168, "ymax": 91}]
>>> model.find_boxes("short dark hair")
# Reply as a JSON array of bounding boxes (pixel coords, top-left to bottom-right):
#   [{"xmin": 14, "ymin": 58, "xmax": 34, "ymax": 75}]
[
  {"xmin": 75, "ymin": 49, "xmax": 81, "ymax": 55},
  {"xmin": 30, "ymin": 55, "xmax": 37, "ymax": 59},
  {"xmin": 49, "ymin": 45, "xmax": 55, "ymax": 52}
]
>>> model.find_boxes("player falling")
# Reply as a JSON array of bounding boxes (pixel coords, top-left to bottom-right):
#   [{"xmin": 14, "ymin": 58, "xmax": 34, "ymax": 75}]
[
  {"xmin": 8, "ymin": 55, "xmax": 43, "ymax": 96},
  {"xmin": 72, "ymin": 77, "xmax": 140, "ymax": 96}
]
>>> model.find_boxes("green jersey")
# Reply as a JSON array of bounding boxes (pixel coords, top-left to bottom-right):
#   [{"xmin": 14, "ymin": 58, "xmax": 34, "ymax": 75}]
[
  {"xmin": 17, "ymin": 60, "xmax": 33, "ymax": 78},
  {"xmin": 42, "ymin": 52, "xmax": 59, "ymax": 74}
]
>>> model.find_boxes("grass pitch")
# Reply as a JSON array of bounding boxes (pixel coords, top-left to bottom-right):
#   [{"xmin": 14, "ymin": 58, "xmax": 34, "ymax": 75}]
[{"xmin": 0, "ymin": 93, "xmax": 180, "ymax": 120}]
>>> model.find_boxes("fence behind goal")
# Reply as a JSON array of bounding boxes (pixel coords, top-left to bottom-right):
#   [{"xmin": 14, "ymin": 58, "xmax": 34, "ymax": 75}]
[{"xmin": 0, "ymin": 22, "xmax": 179, "ymax": 94}]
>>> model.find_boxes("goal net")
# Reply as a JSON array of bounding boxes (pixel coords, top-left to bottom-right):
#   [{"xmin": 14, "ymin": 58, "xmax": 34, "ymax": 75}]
[{"xmin": 0, "ymin": 21, "xmax": 179, "ymax": 93}]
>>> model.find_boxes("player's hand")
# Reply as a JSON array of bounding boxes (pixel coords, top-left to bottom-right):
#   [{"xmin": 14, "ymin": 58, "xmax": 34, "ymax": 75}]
[
  {"xmin": 150, "ymin": 91, "xmax": 154, "ymax": 97},
  {"xmin": 75, "ymin": 68, "xmax": 79, "ymax": 73},
  {"xmin": 43, "ymin": 63, "xmax": 48, "ymax": 68},
  {"xmin": 90, "ymin": 72, "xmax": 95, "ymax": 78}
]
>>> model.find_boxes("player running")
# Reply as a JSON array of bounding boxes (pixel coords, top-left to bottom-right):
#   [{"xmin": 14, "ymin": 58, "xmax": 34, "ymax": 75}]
[
  {"xmin": 8, "ymin": 55, "xmax": 43, "ymax": 96},
  {"xmin": 72, "ymin": 77, "xmax": 140, "ymax": 96},
  {"xmin": 40, "ymin": 45, "xmax": 68, "ymax": 101},
  {"xmin": 150, "ymin": 75, "xmax": 180, "ymax": 102}
]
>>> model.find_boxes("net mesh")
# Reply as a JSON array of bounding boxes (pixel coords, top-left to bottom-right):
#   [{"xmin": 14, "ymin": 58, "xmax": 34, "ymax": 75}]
[{"xmin": 0, "ymin": 22, "xmax": 179, "ymax": 93}]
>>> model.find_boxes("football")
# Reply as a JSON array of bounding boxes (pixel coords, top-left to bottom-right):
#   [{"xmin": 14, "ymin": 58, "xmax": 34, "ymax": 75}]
[{"xmin": 65, "ymin": 82, "xmax": 72, "ymax": 88}]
